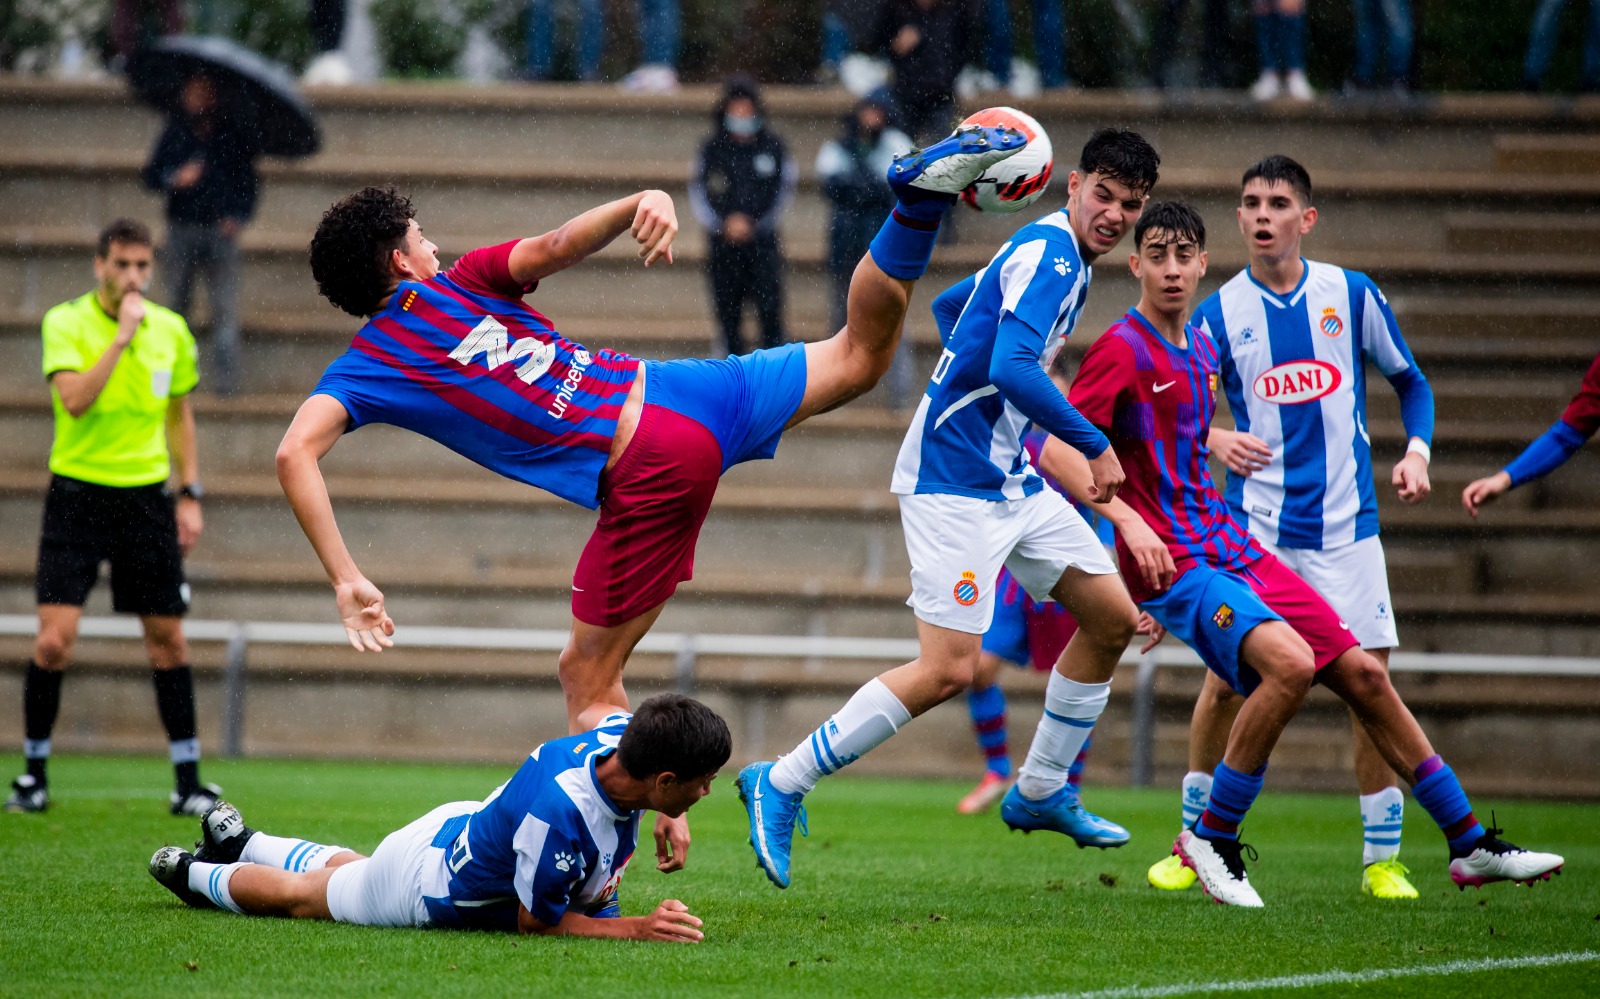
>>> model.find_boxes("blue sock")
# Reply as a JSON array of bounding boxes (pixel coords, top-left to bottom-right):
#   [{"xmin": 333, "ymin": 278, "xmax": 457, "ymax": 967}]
[
  {"xmin": 967, "ymin": 684, "xmax": 1011, "ymax": 778},
  {"xmin": 868, "ymin": 206, "xmax": 944, "ymax": 280},
  {"xmin": 1410, "ymin": 756, "xmax": 1485, "ymax": 854},
  {"xmin": 1196, "ymin": 762, "xmax": 1265, "ymax": 841}
]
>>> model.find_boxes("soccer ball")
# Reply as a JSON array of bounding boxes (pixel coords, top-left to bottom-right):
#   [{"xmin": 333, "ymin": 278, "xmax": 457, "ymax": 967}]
[{"xmin": 958, "ymin": 107, "xmax": 1053, "ymax": 214}]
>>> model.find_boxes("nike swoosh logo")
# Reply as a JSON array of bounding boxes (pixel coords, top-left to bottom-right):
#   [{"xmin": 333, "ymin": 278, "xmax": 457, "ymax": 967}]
[
  {"xmin": 571, "ymin": 586, "xmax": 584, "ymax": 592},
  {"xmin": 1153, "ymin": 381, "xmax": 1177, "ymax": 393}
]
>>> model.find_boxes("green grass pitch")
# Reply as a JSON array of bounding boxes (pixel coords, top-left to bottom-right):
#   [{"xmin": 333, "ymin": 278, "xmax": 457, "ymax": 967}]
[{"xmin": 2, "ymin": 755, "xmax": 1594, "ymax": 998}]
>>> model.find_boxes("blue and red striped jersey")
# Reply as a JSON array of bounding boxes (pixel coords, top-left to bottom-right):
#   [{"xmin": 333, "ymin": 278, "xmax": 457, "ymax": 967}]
[
  {"xmin": 1560, "ymin": 349, "xmax": 1600, "ymax": 438},
  {"xmin": 312, "ymin": 241, "xmax": 641, "ymax": 509},
  {"xmin": 1067, "ymin": 310, "xmax": 1263, "ymax": 602}
]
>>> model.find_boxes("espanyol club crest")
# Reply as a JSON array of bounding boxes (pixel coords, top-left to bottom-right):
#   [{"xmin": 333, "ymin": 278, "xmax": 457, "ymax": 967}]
[
  {"xmin": 953, "ymin": 570, "xmax": 980, "ymax": 606},
  {"xmin": 1320, "ymin": 307, "xmax": 1344, "ymax": 338}
]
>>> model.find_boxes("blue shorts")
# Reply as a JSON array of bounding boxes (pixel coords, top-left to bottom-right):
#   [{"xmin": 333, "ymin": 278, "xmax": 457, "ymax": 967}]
[
  {"xmin": 1141, "ymin": 563, "xmax": 1282, "ymax": 696},
  {"xmin": 645, "ymin": 342, "xmax": 808, "ymax": 471},
  {"xmin": 981, "ymin": 573, "xmax": 1031, "ymax": 666}
]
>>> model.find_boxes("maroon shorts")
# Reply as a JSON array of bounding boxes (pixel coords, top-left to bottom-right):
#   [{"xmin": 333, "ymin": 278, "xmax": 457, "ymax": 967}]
[{"xmin": 571, "ymin": 404, "xmax": 723, "ymax": 628}]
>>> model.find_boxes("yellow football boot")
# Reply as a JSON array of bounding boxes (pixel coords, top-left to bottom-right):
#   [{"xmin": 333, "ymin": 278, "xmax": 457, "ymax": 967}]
[
  {"xmin": 1148, "ymin": 852, "xmax": 1198, "ymax": 890},
  {"xmin": 1362, "ymin": 858, "xmax": 1420, "ymax": 899}
]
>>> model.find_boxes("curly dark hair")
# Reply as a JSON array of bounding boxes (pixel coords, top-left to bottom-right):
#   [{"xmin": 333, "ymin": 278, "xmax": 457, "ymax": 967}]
[{"xmin": 309, "ymin": 186, "xmax": 416, "ymax": 317}]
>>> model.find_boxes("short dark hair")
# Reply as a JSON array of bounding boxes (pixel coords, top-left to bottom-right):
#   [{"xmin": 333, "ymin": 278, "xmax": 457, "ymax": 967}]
[
  {"xmin": 1135, "ymin": 201, "xmax": 1207, "ymax": 250},
  {"xmin": 97, "ymin": 218, "xmax": 152, "ymax": 257},
  {"xmin": 1242, "ymin": 155, "xmax": 1313, "ymax": 206},
  {"xmin": 1078, "ymin": 128, "xmax": 1160, "ymax": 196},
  {"xmin": 616, "ymin": 694, "xmax": 732, "ymax": 781},
  {"xmin": 309, "ymin": 186, "xmax": 416, "ymax": 317}
]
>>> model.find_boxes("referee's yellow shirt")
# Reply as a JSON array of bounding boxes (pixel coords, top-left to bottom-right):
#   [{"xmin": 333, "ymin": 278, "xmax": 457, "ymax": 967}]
[{"xmin": 41, "ymin": 293, "xmax": 198, "ymax": 488}]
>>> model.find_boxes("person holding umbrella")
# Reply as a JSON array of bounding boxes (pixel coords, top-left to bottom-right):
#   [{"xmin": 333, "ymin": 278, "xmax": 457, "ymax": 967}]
[{"xmin": 130, "ymin": 37, "xmax": 321, "ymax": 398}]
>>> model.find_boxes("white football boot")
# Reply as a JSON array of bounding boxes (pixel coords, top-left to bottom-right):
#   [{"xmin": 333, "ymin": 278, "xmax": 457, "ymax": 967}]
[
  {"xmin": 1449, "ymin": 824, "xmax": 1564, "ymax": 889},
  {"xmin": 1175, "ymin": 828, "xmax": 1264, "ymax": 907}
]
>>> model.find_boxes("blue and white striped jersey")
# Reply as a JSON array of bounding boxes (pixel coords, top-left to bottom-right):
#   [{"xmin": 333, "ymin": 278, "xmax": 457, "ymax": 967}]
[
  {"xmin": 420, "ymin": 713, "xmax": 639, "ymax": 931},
  {"xmin": 1194, "ymin": 260, "xmax": 1432, "ymax": 550},
  {"xmin": 892, "ymin": 209, "xmax": 1092, "ymax": 501}
]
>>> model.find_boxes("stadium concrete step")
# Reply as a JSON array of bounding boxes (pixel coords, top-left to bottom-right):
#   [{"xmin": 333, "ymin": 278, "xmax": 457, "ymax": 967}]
[
  {"xmin": 1494, "ymin": 133, "xmax": 1600, "ymax": 175},
  {"xmin": 14, "ymin": 149, "xmax": 1600, "ymax": 258},
  {"xmin": 1444, "ymin": 211, "xmax": 1600, "ymax": 255},
  {"xmin": 6, "ymin": 78, "xmax": 1597, "ymax": 175}
]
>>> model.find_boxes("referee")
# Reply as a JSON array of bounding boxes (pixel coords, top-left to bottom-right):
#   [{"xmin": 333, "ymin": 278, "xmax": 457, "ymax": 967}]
[{"xmin": 7, "ymin": 219, "xmax": 218, "ymax": 816}]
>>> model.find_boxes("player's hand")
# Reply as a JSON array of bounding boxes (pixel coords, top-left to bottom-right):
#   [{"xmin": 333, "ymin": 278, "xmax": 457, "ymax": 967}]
[
  {"xmin": 634, "ymin": 190, "xmax": 677, "ymax": 267},
  {"xmin": 1120, "ymin": 516, "xmax": 1175, "ymax": 593},
  {"xmin": 171, "ymin": 158, "xmax": 205, "ymax": 190},
  {"xmin": 654, "ymin": 812, "xmax": 690, "ymax": 873},
  {"xmin": 116, "ymin": 290, "xmax": 146, "ymax": 344},
  {"xmin": 175, "ymin": 496, "xmax": 203, "ymax": 554},
  {"xmin": 1392, "ymin": 452, "xmax": 1431, "ymax": 504},
  {"xmin": 634, "ymin": 900, "xmax": 704, "ymax": 943},
  {"xmin": 1085, "ymin": 446, "xmax": 1125, "ymax": 504},
  {"xmin": 1136, "ymin": 611, "xmax": 1167, "ymax": 654},
  {"xmin": 1209, "ymin": 428, "xmax": 1272, "ymax": 477},
  {"xmin": 335, "ymin": 577, "xmax": 395, "ymax": 652},
  {"xmin": 1461, "ymin": 470, "xmax": 1512, "ymax": 519}
]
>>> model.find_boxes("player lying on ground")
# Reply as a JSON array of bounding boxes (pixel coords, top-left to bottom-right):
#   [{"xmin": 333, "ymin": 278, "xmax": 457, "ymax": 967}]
[
  {"xmin": 737, "ymin": 129, "xmax": 1164, "ymax": 889},
  {"xmin": 1042, "ymin": 200, "xmax": 1563, "ymax": 907},
  {"xmin": 1146, "ymin": 155, "xmax": 1437, "ymax": 900},
  {"xmin": 274, "ymin": 123, "xmax": 1025, "ymax": 867},
  {"xmin": 149, "ymin": 694, "xmax": 728, "ymax": 942},
  {"xmin": 1461, "ymin": 348, "xmax": 1600, "ymax": 516}
]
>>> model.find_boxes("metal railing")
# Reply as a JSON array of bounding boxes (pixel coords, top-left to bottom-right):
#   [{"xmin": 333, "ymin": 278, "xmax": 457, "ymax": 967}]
[{"xmin": 5, "ymin": 613, "xmax": 1599, "ymax": 782}]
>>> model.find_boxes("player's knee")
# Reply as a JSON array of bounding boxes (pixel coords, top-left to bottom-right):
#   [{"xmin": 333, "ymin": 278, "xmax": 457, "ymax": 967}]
[
  {"xmin": 144, "ymin": 628, "xmax": 189, "ymax": 668},
  {"xmin": 1082, "ymin": 603, "xmax": 1138, "ymax": 653},
  {"xmin": 1256, "ymin": 631, "xmax": 1316, "ymax": 693},
  {"xmin": 1337, "ymin": 650, "xmax": 1392, "ymax": 703},
  {"xmin": 33, "ymin": 629, "xmax": 75, "ymax": 669}
]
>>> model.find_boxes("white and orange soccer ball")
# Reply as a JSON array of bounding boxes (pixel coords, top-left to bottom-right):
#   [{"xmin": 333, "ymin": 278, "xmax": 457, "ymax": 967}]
[{"xmin": 958, "ymin": 107, "xmax": 1053, "ymax": 214}]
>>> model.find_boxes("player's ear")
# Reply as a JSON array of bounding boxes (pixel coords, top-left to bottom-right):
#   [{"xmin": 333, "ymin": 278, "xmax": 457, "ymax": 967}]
[
  {"xmin": 1127, "ymin": 249, "xmax": 1140, "ymax": 278},
  {"xmin": 1198, "ymin": 249, "xmax": 1208, "ymax": 279},
  {"xmin": 1299, "ymin": 205, "xmax": 1318, "ymax": 235}
]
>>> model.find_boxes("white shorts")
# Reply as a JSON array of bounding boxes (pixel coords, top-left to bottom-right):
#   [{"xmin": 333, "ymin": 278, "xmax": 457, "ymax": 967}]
[
  {"xmin": 325, "ymin": 800, "xmax": 477, "ymax": 928},
  {"xmin": 900, "ymin": 488, "xmax": 1117, "ymax": 634},
  {"xmin": 1256, "ymin": 534, "xmax": 1398, "ymax": 650}
]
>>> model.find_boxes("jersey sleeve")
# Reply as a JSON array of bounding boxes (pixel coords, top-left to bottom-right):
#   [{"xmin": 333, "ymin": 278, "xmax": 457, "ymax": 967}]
[
  {"xmin": 444, "ymin": 241, "xmax": 538, "ymax": 299},
  {"xmin": 310, "ymin": 352, "xmax": 393, "ymax": 431},
  {"xmin": 1066, "ymin": 332, "xmax": 1132, "ymax": 432},
  {"xmin": 1353, "ymin": 273, "xmax": 1434, "ymax": 445},
  {"xmin": 170, "ymin": 314, "xmax": 200, "ymax": 397},
  {"xmin": 40, "ymin": 304, "xmax": 89, "ymax": 378},
  {"xmin": 930, "ymin": 274, "xmax": 976, "ymax": 345},
  {"xmin": 997, "ymin": 237, "xmax": 1082, "ymax": 337},
  {"xmin": 1559, "ymin": 350, "xmax": 1600, "ymax": 438},
  {"xmin": 511, "ymin": 813, "xmax": 587, "ymax": 927}
]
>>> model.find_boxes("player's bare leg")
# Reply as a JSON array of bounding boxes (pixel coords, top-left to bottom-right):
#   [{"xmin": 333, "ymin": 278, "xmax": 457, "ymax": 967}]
[
  {"xmin": 1351, "ymin": 648, "xmax": 1401, "ymax": 792},
  {"xmin": 1344, "ymin": 646, "xmax": 1416, "ymax": 897},
  {"xmin": 558, "ymin": 602, "xmax": 668, "ymax": 734},
  {"xmin": 1000, "ymin": 568, "xmax": 1137, "ymax": 846}
]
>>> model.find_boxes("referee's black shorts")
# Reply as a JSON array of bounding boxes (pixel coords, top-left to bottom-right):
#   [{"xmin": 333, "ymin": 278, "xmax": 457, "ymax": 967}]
[{"xmin": 35, "ymin": 474, "xmax": 189, "ymax": 617}]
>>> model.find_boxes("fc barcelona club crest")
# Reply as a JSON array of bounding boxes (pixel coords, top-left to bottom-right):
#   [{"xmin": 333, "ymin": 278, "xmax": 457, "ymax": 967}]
[
  {"xmin": 1212, "ymin": 603, "xmax": 1235, "ymax": 630},
  {"xmin": 1320, "ymin": 307, "xmax": 1343, "ymax": 338},
  {"xmin": 953, "ymin": 570, "xmax": 981, "ymax": 606}
]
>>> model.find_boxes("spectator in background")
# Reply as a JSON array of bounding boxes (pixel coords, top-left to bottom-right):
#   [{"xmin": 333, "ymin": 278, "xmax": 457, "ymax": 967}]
[
  {"xmin": 620, "ymin": 0, "xmax": 681, "ymax": 92},
  {"xmin": 981, "ymin": 0, "xmax": 1069, "ymax": 95},
  {"xmin": 525, "ymin": 0, "xmax": 603, "ymax": 82},
  {"xmin": 873, "ymin": 0, "xmax": 976, "ymax": 141},
  {"xmin": 303, "ymin": 0, "xmax": 354, "ymax": 85},
  {"xmin": 6, "ymin": 218, "xmax": 214, "ymax": 818},
  {"xmin": 140, "ymin": 71, "xmax": 260, "ymax": 397},
  {"xmin": 1250, "ymin": 0, "xmax": 1313, "ymax": 101},
  {"xmin": 110, "ymin": 0, "xmax": 182, "ymax": 71},
  {"xmin": 816, "ymin": 90, "xmax": 912, "ymax": 333},
  {"xmin": 1524, "ymin": 0, "xmax": 1600, "ymax": 93},
  {"xmin": 1149, "ymin": 0, "xmax": 1237, "ymax": 89},
  {"xmin": 689, "ymin": 77, "xmax": 796, "ymax": 355},
  {"xmin": 1349, "ymin": 0, "xmax": 1412, "ymax": 94}
]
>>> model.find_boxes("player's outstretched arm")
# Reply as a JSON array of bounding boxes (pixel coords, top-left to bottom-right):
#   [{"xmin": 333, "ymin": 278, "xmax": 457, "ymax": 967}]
[
  {"xmin": 275, "ymin": 394, "xmax": 394, "ymax": 651},
  {"xmin": 518, "ymin": 899, "xmax": 704, "ymax": 943},
  {"xmin": 507, "ymin": 190, "xmax": 677, "ymax": 283}
]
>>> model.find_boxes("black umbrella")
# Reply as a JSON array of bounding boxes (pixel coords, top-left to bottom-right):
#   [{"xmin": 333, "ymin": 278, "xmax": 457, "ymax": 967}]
[{"xmin": 127, "ymin": 35, "xmax": 321, "ymax": 158}]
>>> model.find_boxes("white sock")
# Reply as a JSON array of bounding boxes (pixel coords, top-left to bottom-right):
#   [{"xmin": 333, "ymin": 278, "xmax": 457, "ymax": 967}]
[
  {"xmin": 1181, "ymin": 770, "xmax": 1213, "ymax": 831},
  {"xmin": 768, "ymin": 678, "xmax": 912, "ymax": 796},
  {"xmin": 241, "ymin": 833, "xmax": 348, "ymax": 872},
  {"xmin": 1360, "ymin": 786, "xmax": 1405, "ymax": 865},
  {"xmin": 1016, "ymin": 673, "xmax": 1109, "ymax": 800},
  {"xmin": 188, "ymin": 860, "xmax": 246, "ymax": 913}
]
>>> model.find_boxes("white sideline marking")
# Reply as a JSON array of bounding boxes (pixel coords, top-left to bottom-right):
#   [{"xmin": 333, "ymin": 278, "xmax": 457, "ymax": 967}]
[{"xmin": 1007, "ymin": 951, "xmax": 1600, "ymax": 999}]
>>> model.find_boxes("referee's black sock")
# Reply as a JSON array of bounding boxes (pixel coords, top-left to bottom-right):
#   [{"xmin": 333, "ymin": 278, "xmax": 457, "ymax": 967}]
[
  {"xmin": 152, "ymin": 665, "xmax": 201, "ymax": 794},
  {"xmin": 24, "ymin": 662, "xmax": 64, "ymax": 786}
]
